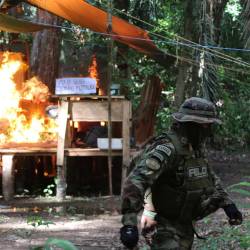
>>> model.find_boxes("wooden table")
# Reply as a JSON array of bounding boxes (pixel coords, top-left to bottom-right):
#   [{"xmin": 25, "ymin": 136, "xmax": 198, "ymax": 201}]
[
  {"xmin": 0, "ymin": 147, "xmax": 57, "ymax": 201},
  {"xmin": 0, "ymin": 147, "xmax": 124, "ymax": 201},
  {"xmin": 56, "ymin": 96, "xmax": 132, "ymax": 199}
]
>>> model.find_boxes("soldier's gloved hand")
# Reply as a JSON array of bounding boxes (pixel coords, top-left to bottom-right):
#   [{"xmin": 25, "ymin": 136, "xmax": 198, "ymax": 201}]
[
  {"xmin": 120, "ymin": 225, "xmax": 139, "ymax": 249},
  {"xmin": 223, "ymin": 204, "xmax": 243, "ymax": 225},
  {"xmin": 141, "ymin": 209, "xmax": 157, "ymax": 245}
]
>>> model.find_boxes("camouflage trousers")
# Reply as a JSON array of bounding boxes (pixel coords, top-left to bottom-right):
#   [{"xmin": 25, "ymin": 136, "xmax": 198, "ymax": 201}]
[{"xmin": 149, "ymin": 217, "xmax": 194, "ymax": 250}]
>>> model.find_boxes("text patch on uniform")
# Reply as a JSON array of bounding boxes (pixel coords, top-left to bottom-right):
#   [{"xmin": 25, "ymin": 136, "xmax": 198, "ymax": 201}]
[
  {"xmin": 156, "ymin": 145, "xmax": 172, "ymax": 156},
  {"xmin": 187, "ymin": 166, "xmax": 208, "ymax": 178}
]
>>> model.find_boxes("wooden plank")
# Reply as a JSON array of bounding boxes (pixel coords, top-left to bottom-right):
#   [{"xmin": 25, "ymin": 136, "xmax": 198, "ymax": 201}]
[
  {"xmin": 71, "ymin": 101, "xmax": 123, "ymax": 121},
  {"xmin": 121, "ymin": 100, "xmax": 132, "ymax": 189},
  {"xmin": 65, "ymin": 148, "xmax": 122, "ymax": 157},
  {"xmin": 56, "ymin": 100, "xmax": 69, "ymax": 166},
  {"xmin": 56, "ymin": 100, "xmax": 69, "ymax": 200},
  {"xmin": 0, "ymin": 148, "xmax": 124, "ymax": 156},
  {"xmin": 0, "ymin": 142, "xmax": 57, "ymax": 149},
  {"xmin": 56, "ymin": 156, "xmax": 67, "ymax": 201},
  {"xmin": 0, "ymin": 148, "xmax": 56, "ymax": 155},
  {"xmin": 2, "ymin": 155, "xmax": 14, "ymax": 201},
  {"xmin": 53, "ymin": 95, "xmax": 125, "ymax": 99}
]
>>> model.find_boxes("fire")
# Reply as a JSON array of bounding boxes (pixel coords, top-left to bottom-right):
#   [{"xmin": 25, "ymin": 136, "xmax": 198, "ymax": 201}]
[
  {"xmin": 22, "ymin": 77, "xmax": 50, "ymax": 103},
  {"xmin": 0, "ymin": 51, "xmax": 57, "ymax": 144},
  {"xmin": 88, "ymin": 55, "xmax": 101, "ymax": 94}
]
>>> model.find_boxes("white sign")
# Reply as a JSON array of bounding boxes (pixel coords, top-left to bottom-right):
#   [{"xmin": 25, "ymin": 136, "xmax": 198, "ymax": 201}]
[{"xmin": 55, "ymin": 77, "xmax": 97, "ymax": 95}]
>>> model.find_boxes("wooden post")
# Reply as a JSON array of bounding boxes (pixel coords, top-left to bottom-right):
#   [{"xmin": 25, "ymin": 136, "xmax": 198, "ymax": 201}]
[
  {"xmin": 107, "ymin": 0, "xmax": 114, "ymax": 196},
  {"xmin": 56, "ymin": 99, "xmax": 69, "ymax": 200},
  {"xmin": 121, "ymin": 100, "xmax": 131, "ymax": 191},
  {"xmin": 2, "ymin": 155, "xmax": 14, "ymax": 201}
]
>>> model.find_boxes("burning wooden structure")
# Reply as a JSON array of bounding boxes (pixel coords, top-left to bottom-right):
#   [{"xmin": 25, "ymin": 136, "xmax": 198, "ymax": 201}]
[
  {"xmin": 0, "ymin": 0, "xmax": 167, "ymax": 201},
  {"xmin": 0, "ymin": 51, "xmax": 58, "ymax": 200},
  {"xmin": 0, "ymin": 51, "xmax": 132, "ymax": 200}
]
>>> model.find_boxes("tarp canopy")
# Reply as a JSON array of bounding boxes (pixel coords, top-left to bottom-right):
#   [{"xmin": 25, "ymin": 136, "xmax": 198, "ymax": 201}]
[
  {"xmin": 0, "ymin": 12, "xmax": 49, "ymax": 33},
  {"xmin": 27, "ymin": 0, "xmax": 166, "ymax": 56},
  {"xmin": 0, "ymin": 0, "xmax": 174, "ymax": 66}
]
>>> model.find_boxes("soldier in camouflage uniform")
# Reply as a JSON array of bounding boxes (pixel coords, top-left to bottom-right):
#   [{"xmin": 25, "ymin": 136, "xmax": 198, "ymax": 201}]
[{"xmin": 120, "ymin": 97, "xmax": 243, "ymax": 250}]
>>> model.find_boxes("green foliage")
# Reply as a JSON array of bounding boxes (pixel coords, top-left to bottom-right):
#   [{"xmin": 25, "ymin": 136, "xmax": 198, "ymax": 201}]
[
  {"xmin": 216, "ymin": 88, "xmax": 250, "ymax": 148},
  {"xmin": 27, "ymin": 216, "xmax": 55, "ymax": 228},
  {"xmin": 156, "ymin": 106, "xmax": 173, "ymax": 134},
  {"xmin": 198, "ymin": 223, "xmax": 250, "ymax": 250},
  {"xmin": 225, "ymin": 0, "xmax": 242, "ymax": 21},
  {"xmin": 195, "ymin": 220, "xmax": 250, "ymax": 249},
  {"xmin": 43, "ymin": 183, "xmax": 55, "ymax": 197},
  {"xmin": 32, "ymin": 238, "xmax": 78, "ymax": 250},
  {"xmin": 228, "ymin": 181, "xmax": 250, "ymax": 196},
  {"xmin": 195, "ymin": 177, "xmax": 250, "ymax": 249}
]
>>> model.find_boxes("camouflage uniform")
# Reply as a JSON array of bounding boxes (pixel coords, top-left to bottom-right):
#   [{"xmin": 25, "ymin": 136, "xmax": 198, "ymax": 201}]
[{"xmin": 121, "ymin": 97, "xmax": 233, "ymax": 250}]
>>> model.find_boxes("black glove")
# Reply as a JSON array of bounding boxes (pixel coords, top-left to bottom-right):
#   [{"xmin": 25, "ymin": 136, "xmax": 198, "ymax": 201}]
[
  {"xmin": 223, "ymin": 204, "xmax": 243, "ymax": 225},
  {"xmin": 120, "ymin": 225, "xmax": 139, "ymax": 249}
]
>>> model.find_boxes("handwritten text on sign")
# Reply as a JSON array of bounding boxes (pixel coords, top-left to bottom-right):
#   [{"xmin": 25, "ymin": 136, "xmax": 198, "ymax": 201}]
[{"xmin": 55, "ymin": 77, "xmax": 97, "ymax": 95}]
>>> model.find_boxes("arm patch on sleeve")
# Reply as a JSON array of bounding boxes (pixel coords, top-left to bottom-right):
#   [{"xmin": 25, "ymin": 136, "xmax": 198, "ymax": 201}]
[
  {"xmin": 146, "ymin": 158, "xmax": 161, "ymax": 170},
  {"xmin": 151, "ymin": 151, "xmax": 165, "ymax": 163},
  {"xmin": 155, "ymin": 145, "xmax": 172, "ymax": 156}
]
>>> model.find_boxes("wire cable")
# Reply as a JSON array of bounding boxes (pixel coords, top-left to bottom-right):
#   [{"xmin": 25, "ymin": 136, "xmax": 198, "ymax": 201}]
[
  {"xmin": 9, "ymin": 7, "xmax": 250, "ymax": 71},
  {"xmin": 60, "ymin": 36, "xmax": 250, "ymax": 76},
  {"xmin": 162, "ymin": 49, "xmax": 250, "ymax": 75},
  {"xmin": 100, "ymin": 1, "xmax": 250, "ymax": 68},
  {"xmin": 8, "ymin": 8, "xmax": 250, "ymax": 69}
]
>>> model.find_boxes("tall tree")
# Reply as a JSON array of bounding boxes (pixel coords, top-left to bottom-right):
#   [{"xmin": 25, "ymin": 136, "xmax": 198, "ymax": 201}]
[
  {"xmin": 174, "ymin": 0, "xmax": 200, "ymax": 108},
  {"xmin": 242, "ymin": 0, "xmax": 250, "ymax": 46},
  {"xmin": 198, "ymin": 0, "xmax": 229, "ymax": 103},
  {"xmin": 30, "ymin": 9, "xmax": 62, "ymax": 92},
  {"xmin": 174, "ymin": 0, "xmax": 229, "ymax": 107}
]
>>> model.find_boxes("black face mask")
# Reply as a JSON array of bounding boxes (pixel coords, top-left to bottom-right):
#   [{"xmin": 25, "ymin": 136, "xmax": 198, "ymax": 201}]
[{"xmin": 181, "ymin": 122, "xmax": 212, "ymax": 150}]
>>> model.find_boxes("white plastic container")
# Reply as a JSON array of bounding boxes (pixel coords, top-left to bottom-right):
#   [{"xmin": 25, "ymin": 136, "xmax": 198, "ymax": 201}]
[{"xmin": 97, "ymin": 138, "xmax": 123, "ymax": 150}]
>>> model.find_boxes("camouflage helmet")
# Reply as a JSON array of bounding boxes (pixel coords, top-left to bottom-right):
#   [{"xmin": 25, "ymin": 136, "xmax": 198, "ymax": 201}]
[{"xmin": 172, "ymin": 97, "xmax": 222, "ymax": 124}]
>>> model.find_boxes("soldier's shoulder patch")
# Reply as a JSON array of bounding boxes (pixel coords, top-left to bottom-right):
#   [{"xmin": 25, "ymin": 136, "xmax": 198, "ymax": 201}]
[
  {"xmin": 155, "ymin": 145, "xmax": 172, "ymax": 156},
  {"xmin": 146, "ymin": 158, "xmax": 161, "ymax": 171},
  {"xmin": 150, "ymin": 150, "xmax": 165, "ymax": 163},
  {"xmin": 155, "ymin": 144, "xmax": 172, "ymax": 156}
]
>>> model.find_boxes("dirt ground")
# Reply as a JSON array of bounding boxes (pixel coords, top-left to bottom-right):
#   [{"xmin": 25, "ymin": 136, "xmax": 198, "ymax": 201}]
[{"xmin": 0, "ymin": 150, "xmax": 249, "ymax": 250}]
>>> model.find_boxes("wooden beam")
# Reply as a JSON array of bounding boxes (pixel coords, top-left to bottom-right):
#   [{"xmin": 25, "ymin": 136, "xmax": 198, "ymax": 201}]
[
  {"xmin": 0, "ymin": 148, "xmax": 56, "ymax": 155},
  {"xmin": 2, "ymin": 155, "xmax": 14, "ymax": 201},
  {"xmin": 52, "ymin": 95, "xmax": 125, "ymax": 99},
  {"xmin": 56, "ymin": 100, "xmax": 69, "ymax": 200},
  {"xmin": 121, "ymin": 100, "xmax": 131, "ymax": 189},
  {"xmin": 65, "ymin": 148, "xmax": 122, "ymax": 157}
]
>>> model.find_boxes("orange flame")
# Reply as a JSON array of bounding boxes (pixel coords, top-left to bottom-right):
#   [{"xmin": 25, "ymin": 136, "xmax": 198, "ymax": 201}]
[
  {"xmin": 88, "ymin": 55, "xmax": 101, "ymax": 94},
  {"xmin": 0, "ymin": 52, "xmax": 57, "ymax": 144},
  {"xmin": 22, "ymin": 77, "xmax": 50, "ymax": 103}
]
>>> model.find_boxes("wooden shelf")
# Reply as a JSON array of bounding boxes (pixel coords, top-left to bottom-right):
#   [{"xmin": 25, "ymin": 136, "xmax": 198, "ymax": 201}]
[
  {"xmin": 65, "ymin": 148, "xmax": 123, "ymax": 157},
  {"xmin": 55, "ymin": 97, "xmax": 132, "ymax": 198},
  {"xmin": 0, "ymin": 147, "xmax": 125, "ymax": 157},
  {"xmin": 52, "ymin": 95, "xmax": 125, "ymax": 99},
  {"xmin": 0, "ymin": 148, "xmax": 56, "ymax": 155},
  {"xmin": 0, "ymin": 97, "xmax": 132, "ymax": 200}
]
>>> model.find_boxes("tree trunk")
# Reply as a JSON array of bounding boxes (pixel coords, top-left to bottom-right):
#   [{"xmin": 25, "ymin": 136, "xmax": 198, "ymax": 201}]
[
  {"xmin": 30, "ymin": 9, "xmax": 62, "ymax": 93},
  {"xmin": 174, "ymin": 62, "xmax": 190, "ymax": 109},
  {"xmin": 198, "ymin": 0, "xmax": 229, "ymax": 102},
  {"xmin": 174, "ymin": 0, "xmax": 200, "ymax": 108},
  {"xmin": 134, "ymin": 76, "xmax": 163, "ymax": 146},
  {"xmin": 209, "ymin": 0, "xmax": 229, "ymax": 44},
  {"xmin": 174, "ymin": 0, "xmax": 229, "ymax": 106}
]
